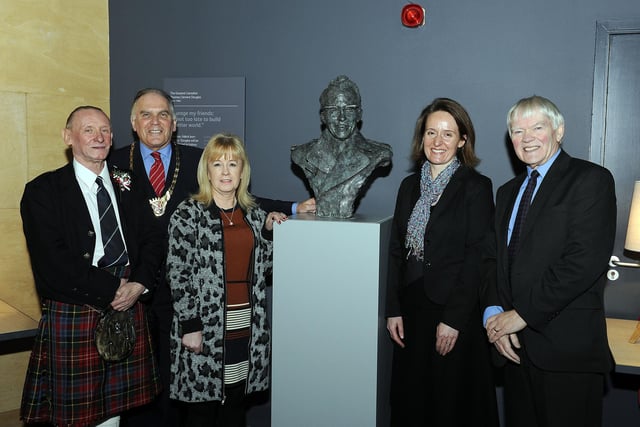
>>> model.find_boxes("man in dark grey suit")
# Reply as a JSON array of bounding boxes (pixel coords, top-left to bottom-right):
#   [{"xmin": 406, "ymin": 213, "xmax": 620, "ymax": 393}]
[{"xmin": 484, "ymin": 95, "xmax": 616, "ymax": 427}]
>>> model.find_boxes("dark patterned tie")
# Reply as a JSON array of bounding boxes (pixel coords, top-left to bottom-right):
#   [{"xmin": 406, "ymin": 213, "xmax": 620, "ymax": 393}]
[
  {"xmin": 149, "ymin": 151, "xmax": 165, "ymax": 196},
  {"xmin": 96, "ymin": 177, "xmax": 129, "ymax": 268},
  {"xmin": 508, "ymin": 170, "xmax": 539, "ymax": 262}
]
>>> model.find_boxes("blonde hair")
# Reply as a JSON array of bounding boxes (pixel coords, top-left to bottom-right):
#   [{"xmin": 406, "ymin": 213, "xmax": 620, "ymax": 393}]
[{"xmin": 193, "ymin": 133, "xmax": 256, "ymax": 211}]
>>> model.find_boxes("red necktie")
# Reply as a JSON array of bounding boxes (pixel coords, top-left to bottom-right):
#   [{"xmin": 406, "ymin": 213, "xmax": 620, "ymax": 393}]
[{"xmin": 149, "ymin": 152, "xmax": 165, "ymax": 196}]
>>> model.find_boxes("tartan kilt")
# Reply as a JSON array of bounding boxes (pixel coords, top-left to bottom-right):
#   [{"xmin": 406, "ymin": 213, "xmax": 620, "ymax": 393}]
[{"xmin": 20, "ymin": 299, "xmax": 161, "ymax": 426}]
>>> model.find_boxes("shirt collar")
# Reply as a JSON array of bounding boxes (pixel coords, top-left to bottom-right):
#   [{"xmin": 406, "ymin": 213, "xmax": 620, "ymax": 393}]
[
  {"xmin": 140, "ymin": 142, "xmax": 172, "ymax": 163},
  {"xmin": 73, "ymin": 159, "xmax": 110, "ymax": 189},
  {"xmin": 527, "ymin": 148, "xmax": 561, "ymax": 180}
]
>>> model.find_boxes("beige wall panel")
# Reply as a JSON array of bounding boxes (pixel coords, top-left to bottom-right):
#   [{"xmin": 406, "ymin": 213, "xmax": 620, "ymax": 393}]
[
  {"xmin": 0, "ymin": 92, "xmax": 27, "ymax": 209},
  {"xmin": 27, "ymin": 94, "xmax": 110, "ymax": 180},
  {"xmin": 0, "ymin": 209, "xmax": 39, "ymax": 319},
  {"xmin": 0, "ymin": 0, "xmax": 109, "ymax": 414},
  {"xmin": 0, "ymin": 351, "xmax": 31, "ymax": 413},
  {"xmin": 0, "ymin": 1, "xmax": 109, "ymax": 97}
]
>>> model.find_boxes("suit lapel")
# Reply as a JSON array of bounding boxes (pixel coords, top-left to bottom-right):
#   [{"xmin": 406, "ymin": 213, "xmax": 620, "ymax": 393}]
[
  {"xmin": 61, "ymin": 163, "xmax": 95, "ymax": 233},
  {"xmin": 107, "ymin": 166, "xmax": 129, "ymax": 239},
  {"xmin": 165, "ymin": 146, "xmax": 183, "ymax": 216},
  {"xmin": 497, "ymin": 174, "xmax": 525, "ymax": 276},
  {"xmin": 165, "ymin": 144, "xmax": 177, "ymax": 191},
  {"xmin": 517, "ymin": 151, "xmax": 570, "ymax": 248},
  {"xmin": 497, "ymin": 177, "xmax": 523, "ymax": 239}
]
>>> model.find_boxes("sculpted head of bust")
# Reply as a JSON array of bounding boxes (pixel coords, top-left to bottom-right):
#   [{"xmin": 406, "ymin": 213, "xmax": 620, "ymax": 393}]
[{"xmin": 319, "ymin": 75, "xmax": 363, "ymax": 141}]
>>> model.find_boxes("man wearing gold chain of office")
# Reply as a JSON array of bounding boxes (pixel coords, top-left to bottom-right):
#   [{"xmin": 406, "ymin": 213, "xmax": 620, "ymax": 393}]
[{"xmin": 110, "ymin": 88, "xmax": 315, "ymax": 427}]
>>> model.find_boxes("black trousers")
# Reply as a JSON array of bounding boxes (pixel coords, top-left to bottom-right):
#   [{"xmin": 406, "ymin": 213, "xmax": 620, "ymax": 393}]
[
  {"xmin": 504, "ymin": 357, "xmax": 604, "ymax": 427},
  {"xmin": 389, "ymin": 282, "xmax": 498, "ymax": 427},
  {"xmin": 181, "ymin": 383, "xmax": 247, "ymax": 427},
  {"xmin": 122, "ymin": 290, "xmax": 180, "ymax": 427}
]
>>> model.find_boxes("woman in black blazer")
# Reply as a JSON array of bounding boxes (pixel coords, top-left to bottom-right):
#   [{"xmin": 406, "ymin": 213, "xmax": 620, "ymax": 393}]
[{"xmin": 386, "ymin": 98, "xmax": 498, "ymax": 426}]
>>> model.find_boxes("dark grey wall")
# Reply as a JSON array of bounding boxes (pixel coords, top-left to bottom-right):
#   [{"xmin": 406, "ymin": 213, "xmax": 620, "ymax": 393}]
[
  {"xmin": 108, "ymin": 0, "xmax": 637, "ymax": 217},
  {"xmin": 108, "ymin": 0, "xmax": 640, "ymax": 425}
]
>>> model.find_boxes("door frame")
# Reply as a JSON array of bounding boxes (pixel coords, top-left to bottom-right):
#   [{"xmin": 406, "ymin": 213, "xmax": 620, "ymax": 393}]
[{"xmin": 590, "ymin": 19, "xmax": 640, "ymax": 165}]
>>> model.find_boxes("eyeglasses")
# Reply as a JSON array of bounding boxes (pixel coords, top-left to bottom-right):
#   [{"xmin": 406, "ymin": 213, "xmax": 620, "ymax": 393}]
[{"xmin": 322, "ymin": 105, "xmax": 359, "ymax": 119}]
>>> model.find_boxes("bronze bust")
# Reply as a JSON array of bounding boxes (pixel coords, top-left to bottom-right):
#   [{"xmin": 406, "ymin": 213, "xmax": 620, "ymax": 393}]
[{"xmin": 291, "ymin": 76, "xmax": 392, "ymax": 218}]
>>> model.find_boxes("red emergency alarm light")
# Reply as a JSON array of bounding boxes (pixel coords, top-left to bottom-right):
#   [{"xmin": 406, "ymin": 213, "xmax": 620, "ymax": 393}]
[{"xmin": 401, "ymin": 3, "xmax": 425, "ymax": 28}]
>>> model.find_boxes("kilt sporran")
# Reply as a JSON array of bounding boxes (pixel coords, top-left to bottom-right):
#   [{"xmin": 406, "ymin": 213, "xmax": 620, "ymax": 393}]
[{"xmin": 95, "ymin": 307, "xmax": 136, "ymax": 362}]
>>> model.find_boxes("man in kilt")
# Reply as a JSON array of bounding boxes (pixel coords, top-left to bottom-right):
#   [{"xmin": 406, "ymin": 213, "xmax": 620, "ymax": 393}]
[{"xmin": 19, "ymin": 106, "xmax": 164, "ymax": 426}]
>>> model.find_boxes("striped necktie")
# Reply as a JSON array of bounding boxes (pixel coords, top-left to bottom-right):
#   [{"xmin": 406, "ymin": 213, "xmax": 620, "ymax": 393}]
[
  {"xmin": 96, "ymin": 176, "xmax": 129, "ymax": 268},
  {"xmin": 149, "ymin": 151, "xmax": 165, "ymax": 196}
]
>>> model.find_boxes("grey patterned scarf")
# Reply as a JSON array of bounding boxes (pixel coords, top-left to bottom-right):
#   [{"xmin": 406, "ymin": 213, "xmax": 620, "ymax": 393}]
[{"xmin": 405, "ymin": 158, "xmax": 460, "ymax": 260}]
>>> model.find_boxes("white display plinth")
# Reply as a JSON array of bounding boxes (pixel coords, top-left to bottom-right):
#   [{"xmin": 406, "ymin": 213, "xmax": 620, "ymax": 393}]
[{"xmin": 271, "ymin": 214, "xmax": 393, "ymax": 427}]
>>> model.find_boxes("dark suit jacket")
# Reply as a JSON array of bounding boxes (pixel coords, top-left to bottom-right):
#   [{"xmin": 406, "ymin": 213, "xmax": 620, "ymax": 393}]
[
  {"xmin": 490, "ymin": 150, "xmax": 616, "ymax": 373},
  {"xmin": 386, "ymin": 166, "xmax": 495, "ymax": 331},
  {"xmin": 109, "ymin": 142, "xmax": 202, "ymax": 233},
  {"xmin": 20, "ymin": 162, "xmax": 165, "ymax": 310}
]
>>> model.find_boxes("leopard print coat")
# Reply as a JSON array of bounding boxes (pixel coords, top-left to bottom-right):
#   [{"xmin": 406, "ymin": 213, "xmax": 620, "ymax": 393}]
[{"xmin": 166, "ymin": 198, "xmax": 272, "ymax": 402}]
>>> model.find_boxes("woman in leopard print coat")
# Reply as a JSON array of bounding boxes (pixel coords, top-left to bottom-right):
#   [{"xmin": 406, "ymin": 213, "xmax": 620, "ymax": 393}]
[{"xmin": 166, "ymin": 134, "xmax": 287, "ymax": 425}]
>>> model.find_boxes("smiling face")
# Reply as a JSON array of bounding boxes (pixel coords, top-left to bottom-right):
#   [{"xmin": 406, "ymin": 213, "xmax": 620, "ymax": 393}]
[
  {"xmin": 509, "ymin": 111, "xmax": 563, "ymax": 169},
  {"xmin": 321, "ymin": 91, "xmax": 362, "ymax": 141},
  {"xmin": 207, "ymin": 154, "xmax": 243, "ymax": 199},
  {"xmin": 63, "ymin": 108, "xmax": 112, "ymax": 174},
  {"xmin": 422, "ymin": 110, "xmax": 466, "ymax": 176},
  {"xmin": 130, "ymin": 92, "xmax": 177, "ymax": 150}
]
